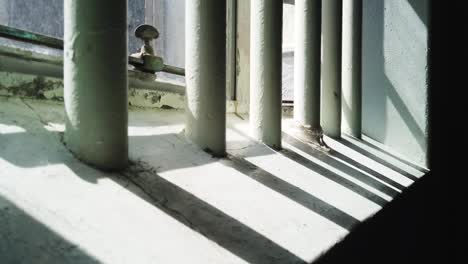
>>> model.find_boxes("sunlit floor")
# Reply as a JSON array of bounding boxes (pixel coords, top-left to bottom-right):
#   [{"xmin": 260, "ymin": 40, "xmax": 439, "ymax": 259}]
[{"xmin": 0, "ymin": 96, "xmax": 426, "ymax": 264}]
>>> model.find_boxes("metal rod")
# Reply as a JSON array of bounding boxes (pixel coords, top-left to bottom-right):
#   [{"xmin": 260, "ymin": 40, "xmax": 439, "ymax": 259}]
[
  {"xmin": 0, "ymin": 25, "xmax": 63, "ymax": 49},
  {"xmin": 162, "ymin": 64, "xmax": 185, "ymax": 76},
  {"xmin": 128, "ymin": 70, "xmax": 185, "ymax": 95},
  {"xmin": 0, "ymin": 46, "xmax": 185, "ymax": 95},
  {"xmin": 226, "ymin": 0, "xmax": 237, "ymax": 100},
  {"xmin": 321, "ymin": 0, "xmax": 343, "ymax": 138},
  {"xmin": 64, "ymin": 0, "xmax": 128, "ymax": 170},
  {"xmin": 0, "ymin": 24, "xmax": 185, "ymax": 76},
  {"xmin": 0, "ymin": 48, "xmax": 63, "ymax": 78},
  {"xmin": 294, "ymin": 0, "xmax": 322, "ymax": 129},
  {"xmin": 250, "ymin": 0, "xmax": 283, "ymax": 149},
  {"xmin": 342, "ymin": 0, "xmax": 362, "ymax": 138},
  {"xmin": 185, "ymin": 0, "xmax": 227, "ymax": 157}
]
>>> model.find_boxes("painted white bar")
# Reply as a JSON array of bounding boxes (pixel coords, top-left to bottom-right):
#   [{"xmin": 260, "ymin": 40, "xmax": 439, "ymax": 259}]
[
  {"xmin": 294, "ymin": 0, "xmax": 322, "ymax": 130},
  {"xmin": 321, "ymin": 0, "xmax": 343, "ymax": 138},
  {"xmin": 250, "ymin": 0, "xmax": 283, "ymax": 149},
  {"xmin": 342, "ymin": 0, "xmax": 362, "ymax": 138},
  {"xmin": 185, "ymin": 0, "xmax": 227, "ymax": 156},
  {"xmin": 64, "ymin": 0, "xmax": 128, "ymax": 170}
]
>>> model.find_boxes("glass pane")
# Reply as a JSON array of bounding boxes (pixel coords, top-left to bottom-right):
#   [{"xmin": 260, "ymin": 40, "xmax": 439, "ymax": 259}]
[
  {"xmin": 282, "ymin": 2, "xmax": 295, "ymax": 102},
  {"xmin": 0, "ymin": 0, "xmax": 145, "ymax": 54},
  {"xmin": 145, "ymin": 0, "xmax": 185, "ymax": 84}
]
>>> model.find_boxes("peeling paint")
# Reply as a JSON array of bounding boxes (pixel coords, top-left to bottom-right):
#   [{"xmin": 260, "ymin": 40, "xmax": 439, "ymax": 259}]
[
  {"xmin": 127, "ymin": 88, "xmax": 185, "ymax": 110},
  {"xmin": 0, "ymin": 72, "xmax": 63, "ymax": 100}
]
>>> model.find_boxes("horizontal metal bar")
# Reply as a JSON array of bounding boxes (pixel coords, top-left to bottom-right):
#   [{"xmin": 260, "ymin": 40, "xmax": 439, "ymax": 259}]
[
  {"xmin": 0, "ymin": 45, "xmax": 186, "ymax": 94},
  {"xmin": 0, "ymin": 46, "xmax": 63, "ymax": 78},
  {"xmin": 128, "ymin": 70, "xmax": 185, "ymax": 95},
  {"xmin": 162, "ymin": 64, "xmax": 185, "ymax": 76},
  {"xmin": 0, "ymin": 25, "xmax": 63, "ymax": 49},
  {"xmin": 0, "ymin": 25, "xmax": 186, "ymax": 76},
  {"xmin": 128, "ymin": 56, "xmax": 144, "ymax": 66},
  {"xmin": 0, "ymin": 48, "xmax": 62, "ymax": 66}
]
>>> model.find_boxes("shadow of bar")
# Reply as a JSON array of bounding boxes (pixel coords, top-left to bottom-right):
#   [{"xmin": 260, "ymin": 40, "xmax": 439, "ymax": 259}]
[
  {"xmin": 282, "ymin": 133, "xmax": 400, "ymax": 198},
  {"xmin": 0, "ymin": 195, "xmax": 100, "ymax": 264},
  {"xmin": 329, "ymin": 149, "xmax": 406, "ymax": 191},
  {"xmin": 119, "ymin": 161, "xmax": 307, "ymax": 264},
  {"xmin": 278, "ymin": 148, "xmax": 388, "ymax": 207},
  {"xmin": 339, "ymin": 136, "xmax": 425, "ymax": 181},
  {"xmin": 224, "ymin": 154, "xmax": 360, "ymax": 231}
]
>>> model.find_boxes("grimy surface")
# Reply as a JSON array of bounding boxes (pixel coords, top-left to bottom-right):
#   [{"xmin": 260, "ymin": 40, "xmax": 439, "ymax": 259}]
[{"xmin": 0, "ymin": 97, "xmax": 426, "ymax": 263}]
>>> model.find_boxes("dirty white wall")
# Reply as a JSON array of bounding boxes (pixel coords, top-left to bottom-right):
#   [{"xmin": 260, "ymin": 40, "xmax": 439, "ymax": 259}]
[
  {"xmin": 362, "ymin": 0, "xmax": 430, "ymax": 168},
  {"xmin": 237, "ymin": 0, "xmax": 430, "ymax": 168}
]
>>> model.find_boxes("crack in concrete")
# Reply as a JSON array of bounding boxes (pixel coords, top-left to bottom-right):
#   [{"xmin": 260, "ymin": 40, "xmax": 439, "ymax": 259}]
[
  {"xmin": 115, "ymin": 161, "xmax": 305, "ymax": 263},
  {"xmin": 20, "ymin": 98, "xmax": 49, "ymax": 127},
  {"xmin": 227, "ymin": 144, "xmax": 256, "ymax": 151},
  {"xmin": 118, "ymin": 162, "xmax": 201, "ymax": 232}
]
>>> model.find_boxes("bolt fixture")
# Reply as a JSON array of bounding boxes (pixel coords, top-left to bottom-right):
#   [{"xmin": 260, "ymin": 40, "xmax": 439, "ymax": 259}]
[{"xmin": 129, "ymin": 24, "xmax": 164, "ymax": 74}]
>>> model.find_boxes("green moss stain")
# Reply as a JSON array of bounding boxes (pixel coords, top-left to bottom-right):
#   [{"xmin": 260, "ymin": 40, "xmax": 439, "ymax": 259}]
[{"xmin": 0, "ymin": 73, "xmax": 63, "ymax": 100}]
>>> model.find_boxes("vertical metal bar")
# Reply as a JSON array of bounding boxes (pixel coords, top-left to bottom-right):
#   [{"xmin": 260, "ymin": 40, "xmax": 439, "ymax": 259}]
[
  {"xmin": 250, "ymin": 0, "xmax": 283, "ymax": 149},
  {"xmin": 342, "ymin": 0, "xmax": 362, "ymax": 138},
  {"xmin": 294, "ymin": 0, "xmax": 322, "ymax": 130},
  {"xmin": 226, "ymin": 0, "xmax": 237, "ymax": 100},
  {"xmin": 321, "ymin": 0, "xmax": 343, "ymax": 138},
  {"xmin": 64, "ymin": 0, "xmax": 128, "ymax": 170},
  {"xmin": 185, "ymin": 0, "xmax": 227, "ymax": 156}
]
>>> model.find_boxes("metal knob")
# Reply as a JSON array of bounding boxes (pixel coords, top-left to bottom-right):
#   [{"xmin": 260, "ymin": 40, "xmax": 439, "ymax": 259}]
[
  {"xmin": 129, "ymin": 24, "xmax": 184, "ymax": 76},
  {"xmin": 134, "ymin": 24, "xmax": 159, "ymax": 56}
]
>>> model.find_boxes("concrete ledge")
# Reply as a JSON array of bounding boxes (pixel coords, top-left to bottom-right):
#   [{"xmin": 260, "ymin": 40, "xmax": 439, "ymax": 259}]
[
  {"xmin": 1, "ymin": 45, "xmax": 295, "ymax": 114},
  {"xmin": 0, "ymin": 96, "xmax": 428, "ymax": 263},
  {"xmin": 0, "ymin": 45, "xmax": 187, "ymax": 110}
]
